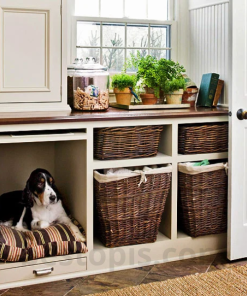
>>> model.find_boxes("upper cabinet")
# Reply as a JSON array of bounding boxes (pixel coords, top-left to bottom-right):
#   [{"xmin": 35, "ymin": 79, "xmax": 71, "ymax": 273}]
[{"xmin": 0, "ymin": 0, "xmax": 70, "ymax": 112}]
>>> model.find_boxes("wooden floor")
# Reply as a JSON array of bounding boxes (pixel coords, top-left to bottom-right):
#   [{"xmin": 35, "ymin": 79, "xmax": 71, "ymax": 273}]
[{"xmin": 0, "ymin": 253, "xmax": 246, "ymax": 296}]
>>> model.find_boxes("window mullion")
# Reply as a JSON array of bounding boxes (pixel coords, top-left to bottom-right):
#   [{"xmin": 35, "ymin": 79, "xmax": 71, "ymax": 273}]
[
  {"xmin": 125, "ymin": 22, "xmax": 127, "ymax": 72},
  {"xmin": 148, "ymin": 24, "xmax": 151, "ymax": 55},
  {"xmin": 100, "ymin": 22, "xmax": 103, "ymax": 64}
]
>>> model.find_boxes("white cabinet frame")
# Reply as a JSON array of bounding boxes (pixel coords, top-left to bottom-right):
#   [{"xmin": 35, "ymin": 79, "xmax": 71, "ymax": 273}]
[{"xmin": 0, "ymin": 114, "xmax": 228, "ymax": 289}]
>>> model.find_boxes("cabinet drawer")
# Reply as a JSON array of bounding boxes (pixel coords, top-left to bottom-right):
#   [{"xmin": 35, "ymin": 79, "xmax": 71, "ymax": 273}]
[{"xmin": 0, "ymin": 257, "xmax": 87, "ymax": 284}]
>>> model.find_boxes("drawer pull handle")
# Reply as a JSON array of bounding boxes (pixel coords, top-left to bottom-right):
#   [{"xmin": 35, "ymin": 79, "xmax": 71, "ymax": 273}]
[{"xmin": 33, "ymin": 267, "xmax": 54, "ymax": 276}]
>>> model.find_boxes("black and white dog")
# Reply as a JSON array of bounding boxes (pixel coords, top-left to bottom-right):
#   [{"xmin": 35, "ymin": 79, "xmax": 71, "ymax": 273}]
[{"xmin": 0, "ymin": 168, "xmax": 86, "ymax": 243}]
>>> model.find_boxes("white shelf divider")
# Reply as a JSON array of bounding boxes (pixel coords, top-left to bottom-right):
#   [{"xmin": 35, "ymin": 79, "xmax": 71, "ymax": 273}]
[{"xmin": 92, "ymin": 152, "xmax": 173, "ymax": 170}]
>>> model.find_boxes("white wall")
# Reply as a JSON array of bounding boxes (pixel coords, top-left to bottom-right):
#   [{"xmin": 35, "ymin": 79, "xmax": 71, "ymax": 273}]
[
  {"xmin": 176, "ymin": 0, "xmax": 190, "ymax": 75},
  {"xmin": 188, "ymin": 0, "xmax": 230, "ymax": 105}
]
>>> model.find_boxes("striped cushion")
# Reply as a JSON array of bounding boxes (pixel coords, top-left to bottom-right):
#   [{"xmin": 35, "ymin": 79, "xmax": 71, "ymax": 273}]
[
  {"xmin": 0, "ymin": 222, "xmax": 87, "ymax": 262},
  {"xmin": 0, "ymin": 226, "xmax": 29, "ymax": 262}
]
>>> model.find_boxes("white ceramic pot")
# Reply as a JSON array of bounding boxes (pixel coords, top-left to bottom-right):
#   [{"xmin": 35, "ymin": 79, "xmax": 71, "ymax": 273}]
[{"xmin": 165, "ymin": 89, "xmax": 184, "ymax": 104}]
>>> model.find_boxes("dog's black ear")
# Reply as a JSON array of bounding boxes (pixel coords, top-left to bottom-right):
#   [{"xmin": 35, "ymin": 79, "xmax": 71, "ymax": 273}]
[
  {"xmin": 53, "ymin": 183, "xmax": 62, "ymax": 201},
  {"xmin": 21, "ymin": 181, "xmax": 34, "ymax": 208}
]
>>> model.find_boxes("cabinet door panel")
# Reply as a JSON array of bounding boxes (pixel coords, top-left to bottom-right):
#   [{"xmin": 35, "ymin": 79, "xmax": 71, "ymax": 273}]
[{"xmin": 0, "ymin": 0, "xmax": 61, "ymax": 103}]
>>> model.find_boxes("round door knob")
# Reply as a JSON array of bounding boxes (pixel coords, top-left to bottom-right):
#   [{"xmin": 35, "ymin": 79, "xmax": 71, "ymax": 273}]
[{"xmin": 237, "ymin": 109, "xmax": 247, "ymax": 120}]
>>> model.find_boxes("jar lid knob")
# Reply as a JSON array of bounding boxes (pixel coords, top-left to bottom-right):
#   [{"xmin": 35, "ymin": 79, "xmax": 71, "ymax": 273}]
[{"xmin": 86, "ymin": 57, "xmax": 96, "ymax": 64}]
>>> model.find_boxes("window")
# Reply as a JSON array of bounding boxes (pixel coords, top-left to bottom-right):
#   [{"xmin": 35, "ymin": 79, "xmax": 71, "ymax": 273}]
[
  {"xmin": 75, "ymin": 0, "xmax": 170, "ymax": 20},
  {"xmin": 72, "ymin": 0, "xmax": 177, "ymax": 72}
]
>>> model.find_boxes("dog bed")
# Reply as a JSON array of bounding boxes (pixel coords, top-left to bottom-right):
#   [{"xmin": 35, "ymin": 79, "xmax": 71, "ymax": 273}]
[{"xmin": 0, "ymin": 218, "xmax": 87, "ymax": 262}]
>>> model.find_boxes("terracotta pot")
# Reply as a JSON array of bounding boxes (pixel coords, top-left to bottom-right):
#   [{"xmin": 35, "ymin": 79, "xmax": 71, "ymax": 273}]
[
  {"xmin": 165, "ymin": 89, "xmax": 184, "ymax": 104},
  {"xmin": 143, "ymin": 87, "xmax": 164, "ymax": 104},
  {"xmin": 140, "ymin": 93, "xmax": 158, "ymax": 105},
  {"xmin": 114, "ymin": 88, "xmax": 133, "ymax": 105}
]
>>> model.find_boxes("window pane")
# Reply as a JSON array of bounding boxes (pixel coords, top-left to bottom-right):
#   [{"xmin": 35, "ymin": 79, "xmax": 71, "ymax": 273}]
[
  {"xmin": 77, "ymin": 22, "xmax": 100, "ymax": 47},
  {"xmin": 127, "ymin": 24, "xmax": 148, "ymax": 48},
  {"xmin": 148, "ymin": 0, "xmax": 168, "ymax": 20},
  {"xmin": 125, "ymin": 0, "xmax": 147, "ymax": 19},
  {"xmin": 150, "ymin": 49, "xmax": 170, "ymax": 60},
  {"xmin": 77, "ymin": 48, "xmax": 100, "ymax": 63},
  {"xmin": 75, "ymin": 0, "xmax": 99, "ymax": 17},
  {"xmin": 101, "ymin": 0, "xmax": 123, "ymax": 18},
  {"xmin": 103, "ymin": 48, "xmax": 124, "ymax": 72},
  {"xmin": 150, "ymin": 25, "xmax": 169, "ymax": 48},
  {"xmin": 102, "ymin": 23, "xmax": 125, "ymax": 47},
  {"xmin": 126, "ymin": 49, "xmax": 148, "ymax": 72}
]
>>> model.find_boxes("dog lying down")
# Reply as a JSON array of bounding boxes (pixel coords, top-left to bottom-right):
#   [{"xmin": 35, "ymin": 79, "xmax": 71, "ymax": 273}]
[{"xmin": 0, "ymin": 168, "xmax": 86, "ymax": 243}]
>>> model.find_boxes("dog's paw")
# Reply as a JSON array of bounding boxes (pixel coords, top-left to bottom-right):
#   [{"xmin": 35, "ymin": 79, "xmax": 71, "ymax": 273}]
[
  {"xmin": 12, "ymin": 225, "xmax": 28, "ymax": 232},
  {"xmin": 37, "ymin": 220, "xmax": 50, "ymax": 229},
  {"xmin": 81, "ymin": 243, "xmax": 88, "ymax": 253},
  {"xmin": 0, "ymin": 221, "xmax": 13, "ymax": 227},
  {"xmin": 75, "ymin": 232, "xmax": 86, "ymax": 243}
]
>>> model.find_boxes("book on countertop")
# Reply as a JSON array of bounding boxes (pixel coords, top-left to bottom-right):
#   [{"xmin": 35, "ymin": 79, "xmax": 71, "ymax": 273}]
[
  {"xmin": 197, "ymin": 73, "xmax": 219, "ymax": 107},
  {"xmin": 212, "ymin": 79, "xmax": 224, "ymax": 107}
]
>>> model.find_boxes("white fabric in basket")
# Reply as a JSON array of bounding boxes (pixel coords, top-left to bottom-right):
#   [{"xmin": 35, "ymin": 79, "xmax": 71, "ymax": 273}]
[
  {"xmin": 178, "ymin": 162, "xmax": 228, "ymax": 175},
  {"xmin": 94, "ymin": 165, "xmax": 172, "ymax": 184}
]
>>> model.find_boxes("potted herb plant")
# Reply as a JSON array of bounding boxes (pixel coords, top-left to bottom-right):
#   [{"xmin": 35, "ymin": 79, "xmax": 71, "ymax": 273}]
[
  {"xmin": 156, "ymin": 59, "xmax": 186, "ymax": 104},
  {"xmin": 125, "ymin": 51, "xmax": 186, "ymax": 105},
  {"xmin": 125, "ymin": 53, "xmax": 160, "ymax": 105},
  {"xmin": 112, "ymin": 73, "xmax": 136, "ymax": 105}
]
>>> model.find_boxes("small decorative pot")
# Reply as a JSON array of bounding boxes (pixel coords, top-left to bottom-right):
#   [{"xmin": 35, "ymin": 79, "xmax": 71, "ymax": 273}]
[
  {"xmin": 165, "ymin": 89, "xmax": 184, "ymax": 104},
  {"xmin": 114, "ymin": 88, "xmax": 133, "ymax": 105},
  {"xmin": 182, "ymin": 88, "xmax": 198, "ymax": 107},
  {"xmin": 140, "ymin": 93, "xmax": 158, "ymax": 105}
]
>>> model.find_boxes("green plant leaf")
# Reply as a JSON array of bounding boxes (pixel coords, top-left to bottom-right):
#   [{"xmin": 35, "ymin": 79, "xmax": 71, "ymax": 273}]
[{"xmin": 111, "ymin": 73, "xmax": 136, "ymax": 91}]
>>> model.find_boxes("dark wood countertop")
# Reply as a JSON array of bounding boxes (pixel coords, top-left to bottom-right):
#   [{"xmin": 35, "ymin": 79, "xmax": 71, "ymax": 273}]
[{"xmin": 0, "ymin": 106, "xmax": 229, "ymax": 125}]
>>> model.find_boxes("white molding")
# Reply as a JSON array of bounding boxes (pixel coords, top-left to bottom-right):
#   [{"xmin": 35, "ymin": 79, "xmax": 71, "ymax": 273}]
[
  {"xmin": 67, "ymin": 0, "xmax": 75, "ymax": 64},
  {"xmin": 171, "ymin": 21, "xmax": 178, "ymax": 61},
  {"xmin": 0, "ymin": 248, "xmax": 226, "ymax": 290},
  {"xmin": 0, "ymin": 102, "xmax": 71, "ymax": 112},
  {"xmin": 189, "ymin": 0, "xmax": 229, "ymax": 11},
  {"xmin": 72, "ymin": 16, "xmax": 176, "ymax": 25}
]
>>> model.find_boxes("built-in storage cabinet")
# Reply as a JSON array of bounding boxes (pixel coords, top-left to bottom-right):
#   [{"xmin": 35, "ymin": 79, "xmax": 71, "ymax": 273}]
[
  {"xmin": 0, "ymin": 114, "xmax": 228, "ymax": 289},
  {"xmin": 91, "ymin": 118, "xmax": 228, "ymax": 268},
  {"xmin": 0, "ymin": 0, "xmax": 69, "ymax": 112}
]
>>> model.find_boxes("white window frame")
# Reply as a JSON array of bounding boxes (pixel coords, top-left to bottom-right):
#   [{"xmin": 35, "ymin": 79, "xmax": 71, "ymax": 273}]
[{"xmin": 71, "ymin": 17, "xmax": 178, "ymax": 67}]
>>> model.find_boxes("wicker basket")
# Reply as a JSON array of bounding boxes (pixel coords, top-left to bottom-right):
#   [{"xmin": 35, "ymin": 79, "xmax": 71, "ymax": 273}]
[
  {"xmin": 178, "ymin": 123, "xmax": 228, "ymax": 154},
  {"xmin": 94, "ymin": 167, "xmax": 172, "ymax": 247},
  {"xmin": 178, "ymin": 163, "xmax": 227, "ymax": 237},
  {"xmin": 94, "ymin": 125, "xmax": 163, "ymax": 160}
]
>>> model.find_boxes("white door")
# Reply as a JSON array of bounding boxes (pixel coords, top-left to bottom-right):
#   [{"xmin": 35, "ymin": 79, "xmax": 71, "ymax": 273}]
[
  {"xmin": 0, "ymin": 0, "xmax": 61, "ymax": 103},
  {"xmin": 228, "ymin": 0, "xmax": 247, "ymax": 260}
]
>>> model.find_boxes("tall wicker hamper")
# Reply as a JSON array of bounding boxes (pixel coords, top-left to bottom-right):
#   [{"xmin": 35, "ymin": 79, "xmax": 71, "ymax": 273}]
[
  {"xmin": 178, "ymin": 163, "xmax": 228, "ymax": 237},
  {"xmin": 94, "ymin": 166, "xmax": 172, "ymax": 247},
  {"xmin": 94, "ymin": 125, "xmax": 163, "ymax": 160},
  {"xmin": 178, "ymin": 123, "xmax": 228, "ymax": 154}
]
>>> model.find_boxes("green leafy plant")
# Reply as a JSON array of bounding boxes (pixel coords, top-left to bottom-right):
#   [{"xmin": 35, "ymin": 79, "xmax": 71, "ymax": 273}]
[
  {"xmin": 124, "ymin": 51, "xmax": 186, "ymax": 97},
  {"xmin": 111, "ymin": 73, "xmax": 136, "ymax": 91},
  {"xmin": 124, "ymin": 52, "xmax": 160, "ymax": 96},
  {"xmin": 156, "ymin": 59, "xmax": 186, "ymax": 93}
]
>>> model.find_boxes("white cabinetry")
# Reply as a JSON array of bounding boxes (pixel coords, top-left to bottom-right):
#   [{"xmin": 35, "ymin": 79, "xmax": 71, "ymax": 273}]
[
  {"xmin": 0, "ymin": 114, "xmax": 228, "ymax": 289},
  {"xmin": 0, "ymin": 0, "xmax": 70, "ymax": 112}
]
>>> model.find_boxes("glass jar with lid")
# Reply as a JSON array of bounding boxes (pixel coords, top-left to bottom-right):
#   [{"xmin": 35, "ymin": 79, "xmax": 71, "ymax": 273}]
[{"xmin": 68, "ymin": 57, "xmax": 110, "ymax": 111}]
